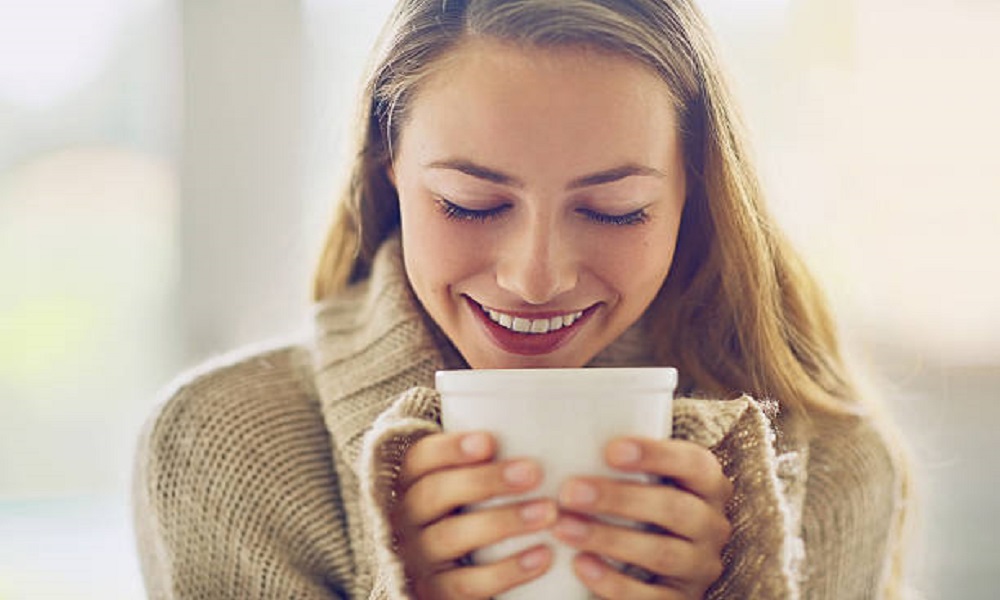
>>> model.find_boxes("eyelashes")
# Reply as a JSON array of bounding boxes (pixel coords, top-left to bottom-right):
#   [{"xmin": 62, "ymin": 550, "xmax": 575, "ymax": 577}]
[
  {"xmin": 577, "ymin": 207, "xmax": 650, "ymax": 226},
  {"xmin": 434, "ymin": 197, "xmax": 649, "ymax": 227},
  {"xmin": 436, "ymin": 197, "xmax": 509, "ymax": 222}
]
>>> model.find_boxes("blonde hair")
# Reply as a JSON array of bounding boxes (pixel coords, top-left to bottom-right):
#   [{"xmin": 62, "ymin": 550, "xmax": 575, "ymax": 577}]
[{"xmin": 315, "ymin": 0, "xmax": 856, "ymax": 415}]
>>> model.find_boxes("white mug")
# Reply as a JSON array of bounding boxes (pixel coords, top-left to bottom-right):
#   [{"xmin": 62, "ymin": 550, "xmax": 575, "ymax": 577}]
[{"xmin": 437, "ymin": 367, "xmax": 677, "ymax": 600}]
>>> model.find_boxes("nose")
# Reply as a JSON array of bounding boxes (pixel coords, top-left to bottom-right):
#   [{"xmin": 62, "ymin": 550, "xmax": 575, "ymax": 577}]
[{"xmin": 495, "ymin": 216, "xmax": 578, "ymax": 305}]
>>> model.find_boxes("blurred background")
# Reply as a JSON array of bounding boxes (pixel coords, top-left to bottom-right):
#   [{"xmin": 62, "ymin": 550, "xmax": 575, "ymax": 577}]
[{"xmin": 0, "ymin": 0, "xmax": 997, "ymax": 597}]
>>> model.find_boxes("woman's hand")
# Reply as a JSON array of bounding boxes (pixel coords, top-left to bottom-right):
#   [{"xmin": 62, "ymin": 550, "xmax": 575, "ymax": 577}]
[
  {"xmin": 394, "ymin": 431, "xmax": 558, "ymax": 599},
  {"xmin": 551, "ymin": 438, "xmax": 733, "ymax": 599}
]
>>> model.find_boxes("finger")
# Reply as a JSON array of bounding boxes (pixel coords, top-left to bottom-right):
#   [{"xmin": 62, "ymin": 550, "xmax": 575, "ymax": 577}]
[
  {"xmin": 400, "ymin": 431, "xmax": 496, "ymax": 490},
  {"xmin": 558, "ymin": 478, "xmax": 731, "ymax": 547},
  {"xmin": 412, "ymin": 499, "xmax": 557, "ymax": 569},
  {"xmin": 572, "ymin": 552, "xmax": 687, "ymax": 600},
  {"xmin": 604, "ymin": 438, "xmax": 733, "ymax": 509},
  {"xmin": 415, "ymin": 544, "xmax": 553, "ymax": 600},
  {"xmin": 552, "ymin": 513, "xmax": 724, "ymax": 586},
  {"xmin": 401, "ymin": 458, "xmax": 543, "ymax": 527}
]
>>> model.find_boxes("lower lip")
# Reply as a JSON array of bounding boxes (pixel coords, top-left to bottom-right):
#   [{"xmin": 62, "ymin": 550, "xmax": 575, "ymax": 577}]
[{"xmin": 465, "ymin": 297, "xmax": 596, "ymax": 356}]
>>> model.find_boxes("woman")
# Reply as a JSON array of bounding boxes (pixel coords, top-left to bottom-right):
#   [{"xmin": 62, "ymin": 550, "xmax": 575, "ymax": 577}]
[{"xmin": 133, "ymin": 1, "xmax": 913, "ymax": 598}]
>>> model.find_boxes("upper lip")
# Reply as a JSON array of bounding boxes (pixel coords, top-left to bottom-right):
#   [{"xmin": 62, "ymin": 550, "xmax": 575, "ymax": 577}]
[{"xmin": 465, "ymin": 296, "xmax": 594, "ymax": 319}]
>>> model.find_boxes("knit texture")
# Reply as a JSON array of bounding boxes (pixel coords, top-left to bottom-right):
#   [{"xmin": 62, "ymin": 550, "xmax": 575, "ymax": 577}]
[{"xmin": 133, "ymin": 236, "xmax": 905, "ymax": 599}]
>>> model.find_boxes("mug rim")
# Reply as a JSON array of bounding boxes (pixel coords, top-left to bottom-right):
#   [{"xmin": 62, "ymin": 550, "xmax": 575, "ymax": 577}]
[{"xmin": 435, "ymin": 367, "xmax": 677, "ymax": 393}]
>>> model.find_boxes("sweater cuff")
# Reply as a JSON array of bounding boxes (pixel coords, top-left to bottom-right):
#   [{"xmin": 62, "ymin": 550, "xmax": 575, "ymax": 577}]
[
  {"xmin": 674, "ymin": 396, "xmax": 807, "ymax": 600},
  {"xmin": 358, "ymin": 386, "xmax": 442, "ymax": 599}
]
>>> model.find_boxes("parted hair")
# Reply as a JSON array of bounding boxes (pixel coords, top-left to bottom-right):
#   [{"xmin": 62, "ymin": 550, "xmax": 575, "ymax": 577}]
[{"xmin": 313, "ymin": 0, "xmax": 856, "ymax": 417}]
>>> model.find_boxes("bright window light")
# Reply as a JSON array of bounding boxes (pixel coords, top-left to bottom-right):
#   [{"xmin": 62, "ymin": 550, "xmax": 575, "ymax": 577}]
[{"xmin": 0, "ymin": 0, "xmax": 158, "ymax": 110}]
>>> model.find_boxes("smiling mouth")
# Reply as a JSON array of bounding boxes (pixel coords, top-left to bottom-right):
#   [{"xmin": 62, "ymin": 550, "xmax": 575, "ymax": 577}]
[
  {"xmin": 467, "ymin": 298, "xmax": 594, "ymax": 333},
  {"xmin": 464, "ymin": 297, "xmax": 597, "ymax": 356}
]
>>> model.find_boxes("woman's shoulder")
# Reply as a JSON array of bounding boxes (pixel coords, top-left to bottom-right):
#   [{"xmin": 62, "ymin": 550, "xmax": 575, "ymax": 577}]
[
  {"xmin": 142, "ymin": 338, "xmax": 319, "ymax": 442},
  {"xmin": 798, "ymin": 405, "xmax": 910, "ymax": 596},
  {"xmin": 135, "ymin": 337, "xmax": 337, "ymax": 497},
  {"xmin": 134, "ymin": 341, "xmax": 356, "ymax": 595},
  {"xmin": 805, "ymin": 406, "xmax": 901, "ymax": 479}
]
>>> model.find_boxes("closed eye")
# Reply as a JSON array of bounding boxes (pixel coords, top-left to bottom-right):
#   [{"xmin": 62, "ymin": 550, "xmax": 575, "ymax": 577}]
[
  {"xmin": 576, "ymin": 207, "xmax": 650, "ymax": 226},
  {"xmin": 435, "ymin": 197, "xmax": 510, "ymax": 222}
]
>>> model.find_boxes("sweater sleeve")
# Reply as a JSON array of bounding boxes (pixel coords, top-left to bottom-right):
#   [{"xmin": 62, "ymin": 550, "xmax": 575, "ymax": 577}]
[
  {"xmin": 356, "ymin": 386, "xmax": 443, "ymax": 599},
  {"xmin": 132, "ymin": 347, "xmax": 354, "ymax": 599},
  {"xmin": 676, "ymin": 399, "xmax": 910, "ymax": 599},
  {"xmin": 673, "ymin": 397, "xmax": 807, "ymax": 599}
]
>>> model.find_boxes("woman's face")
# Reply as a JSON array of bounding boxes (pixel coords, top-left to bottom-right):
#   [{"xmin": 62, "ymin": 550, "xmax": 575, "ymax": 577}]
[{"xmin": 391, "ymin": 39, "xmax": 687, "ymax": 369}]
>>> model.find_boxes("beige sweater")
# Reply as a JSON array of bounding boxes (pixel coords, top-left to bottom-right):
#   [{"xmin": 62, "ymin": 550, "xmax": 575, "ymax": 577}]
[{"xmin": 133, "ymin": 238, "xmax": 906, "ymax": 599}]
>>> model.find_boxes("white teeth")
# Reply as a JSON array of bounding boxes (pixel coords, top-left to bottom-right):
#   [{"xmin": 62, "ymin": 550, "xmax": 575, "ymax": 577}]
[
  {"xmin": 512, "ymin": 317, "xmax": 531, "ymax": 333},
  {"xmin": 481, "ymin": 305, "xmax": 586, "ymax": 335}
]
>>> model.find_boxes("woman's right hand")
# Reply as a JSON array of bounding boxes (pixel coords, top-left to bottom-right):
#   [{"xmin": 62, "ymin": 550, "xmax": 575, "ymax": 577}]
[{"xmin": 394, "ymin": 431, "xmax": 557, "ymax": 599}]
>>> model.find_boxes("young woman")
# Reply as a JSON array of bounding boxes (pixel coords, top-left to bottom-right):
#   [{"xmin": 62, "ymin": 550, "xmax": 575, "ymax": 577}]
[{"xmin": 134, "ymin": 1, "xmax": 913, "ymax": 598}]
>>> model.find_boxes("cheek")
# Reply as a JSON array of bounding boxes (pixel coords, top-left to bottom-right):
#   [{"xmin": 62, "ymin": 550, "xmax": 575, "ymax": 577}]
[
  {"xmin": 399, "ymin": 196, "xmax": 488, "ymax": 292},
  {"xmin": 591, "ymin": 224, "xmax": 679, "ymax": 297}
]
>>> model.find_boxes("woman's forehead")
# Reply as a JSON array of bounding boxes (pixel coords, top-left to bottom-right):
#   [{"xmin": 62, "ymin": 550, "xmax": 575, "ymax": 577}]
[{"xmin": 395, "ymin": 38, "xmax": 683, "ymax": 181}]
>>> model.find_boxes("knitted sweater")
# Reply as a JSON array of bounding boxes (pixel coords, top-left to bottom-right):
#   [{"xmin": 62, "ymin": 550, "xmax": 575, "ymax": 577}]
[{"xmin": 133, "ymin": 237, "xmax": 906, "ymax": 599}]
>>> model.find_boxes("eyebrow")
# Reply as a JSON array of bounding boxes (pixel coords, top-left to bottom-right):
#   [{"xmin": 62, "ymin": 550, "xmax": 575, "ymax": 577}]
[{"xmin": 425, "ymin": 159, "xmax": 665, "ymax": 190}]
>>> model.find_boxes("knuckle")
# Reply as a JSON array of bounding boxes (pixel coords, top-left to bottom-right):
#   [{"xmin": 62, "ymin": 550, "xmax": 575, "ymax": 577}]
[
  {"xmin": 437, "ymin": 570, "xmax": 479, "ymax": 600},
  {"xmin": 403, "ymin": 433, "xmax": 438, "ymax": 468},
  {"xmin": 693, "ymin": 447, "xmax": 720, "ymax": 478},
  {"xmin": 650, "ymin": 540, "xmax": 679, "ymax": 575},
  {"xmin": 459, "ymin": 507, "xmax": 523, "ymax": 550},
  {"xmin": 661, "ymin": 490, "xmax": 690, "ymax": 523},
  {"xmin": 422, "ymin": 521, "xmax": 459, "ymax": 557},
  {"xmin": 599, "ymin": 572, "xmax": 631, "ymax": 599},
  {"xmin": 450, "ymin": 577, "xmax": 476, "ymax": 600},
  {"xmin": 405, "ymin": 480, "xmax": 440, "ymax": 518},
  {"xmin": 579, "ymin": 521, "xmax": 612, "ymax": 554},
  {"xmin": 660, "ymin": 588, "xmax": 687, "ymax": 600}
]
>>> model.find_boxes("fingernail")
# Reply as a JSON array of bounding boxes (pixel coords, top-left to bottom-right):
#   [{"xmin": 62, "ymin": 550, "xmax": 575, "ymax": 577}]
[
  {"xmin": 504, "ymin": 460, "xmax": 539, "ymax": 486},
  {"xmin": 578, "ymin": 556, "xmax": 605, "ymax": 581},
  {"xmin": 554, "ymin": 516, "xmax": 590, "ymax": 541},
  {"xmin": 519, "ymin": 546, "xmax": 550, "ymax": 570},
  {"xmin": 560, "ymin": 480, "xmax": 598, "ymax": 506},
  {"xmin": 608, "ymin": 440, "xmax": 642, "ymax": 466},
  {"xmin": 460, "ymin": 433, "xmax": 490, "ymax": 457},
  {"xmin": 520, "ymin": 501, "xmax": 554, "ymax": 524}
]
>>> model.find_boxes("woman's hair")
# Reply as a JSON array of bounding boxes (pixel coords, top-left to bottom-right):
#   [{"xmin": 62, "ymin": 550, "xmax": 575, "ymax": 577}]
[{"xmin": 312, "ymin": 0, "xmax": 858, "ymax": 417}]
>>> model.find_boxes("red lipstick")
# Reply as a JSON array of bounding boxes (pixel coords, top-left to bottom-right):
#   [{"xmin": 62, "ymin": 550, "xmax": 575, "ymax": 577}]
[{"xmin": 464, "ymin": 297, "xmax": 596, "ymax": 356}]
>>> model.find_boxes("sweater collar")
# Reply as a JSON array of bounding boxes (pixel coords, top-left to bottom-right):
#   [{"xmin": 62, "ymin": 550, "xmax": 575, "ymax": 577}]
[{"xmin": 311, "ymin": 234, "xmax": 658, "ymax": 467}]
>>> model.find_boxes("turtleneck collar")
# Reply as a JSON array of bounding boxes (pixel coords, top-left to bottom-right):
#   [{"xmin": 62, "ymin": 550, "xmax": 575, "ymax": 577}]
[{"xmin": 311, "ymin": 233, "xmax": 660, "ymax": 465}]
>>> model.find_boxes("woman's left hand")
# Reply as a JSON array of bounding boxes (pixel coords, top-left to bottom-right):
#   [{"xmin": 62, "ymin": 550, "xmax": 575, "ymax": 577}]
[{"xmin": 551, "ymin": 438, "xmax": 733, "ymax": 599}]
